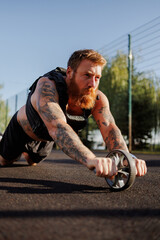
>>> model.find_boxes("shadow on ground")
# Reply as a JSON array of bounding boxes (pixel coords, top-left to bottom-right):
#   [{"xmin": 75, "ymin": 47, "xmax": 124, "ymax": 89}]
[{"xmin": 0, "ymin": 177, "xmax": 108, "ymax": 194}]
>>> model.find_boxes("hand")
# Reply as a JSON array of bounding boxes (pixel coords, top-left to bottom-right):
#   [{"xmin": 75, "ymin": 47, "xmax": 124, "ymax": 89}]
[
  {"xmin": 87, "ymin": 157, "xmax": 117, "ymax": 178},
  {"xmin": 134, "ymin": 158, "xmax": 147, "ymax": 176}
]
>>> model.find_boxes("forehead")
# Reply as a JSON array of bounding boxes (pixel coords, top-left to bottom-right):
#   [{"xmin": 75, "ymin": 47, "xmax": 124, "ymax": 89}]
[{"xmin": 76, "ymin": 59, "xmax": 102, "ymax": 75}]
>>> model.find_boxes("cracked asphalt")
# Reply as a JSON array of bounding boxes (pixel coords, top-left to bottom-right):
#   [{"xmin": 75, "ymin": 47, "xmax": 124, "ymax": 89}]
[{"xmin": 0, "ymin": 150, "xmax": 160, "ymax": 240}]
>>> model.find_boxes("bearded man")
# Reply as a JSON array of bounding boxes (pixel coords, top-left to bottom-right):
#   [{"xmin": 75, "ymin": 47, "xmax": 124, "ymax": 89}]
[{"xmin": 0, "ymin": 49, "xmax": 147, "ymax": 177}]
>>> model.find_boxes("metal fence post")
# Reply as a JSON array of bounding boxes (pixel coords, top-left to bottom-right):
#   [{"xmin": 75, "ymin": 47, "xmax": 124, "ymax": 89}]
[
  {"xmin": 15, "ymin": 94, "xmax": 18, "ymax": 113},
  {"xmin": 5, "ymin": 99, "xmax": 8, "ymax": 128},
  {"xmin": 128, "ymin": 34, "xmax": 132, "ymax": 152}
]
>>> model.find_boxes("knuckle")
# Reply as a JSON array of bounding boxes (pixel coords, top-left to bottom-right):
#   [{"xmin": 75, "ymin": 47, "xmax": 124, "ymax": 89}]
[
  {"xmin": 96, "ymin": 169, "xmax": 102, "ymax": 176},
  {"xmin": 107, "ymin": 158, "xmax": 112, "ymax": 164},
  {"xmin": 101, "ymin": 158, "xmax": 105, "ymax": 164}
]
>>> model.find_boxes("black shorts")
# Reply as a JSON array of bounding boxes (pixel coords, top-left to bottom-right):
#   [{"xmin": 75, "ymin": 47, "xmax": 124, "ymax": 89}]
[{"xmin": 0, "ymin": 112, "xmax": 54, "ymax": 163}]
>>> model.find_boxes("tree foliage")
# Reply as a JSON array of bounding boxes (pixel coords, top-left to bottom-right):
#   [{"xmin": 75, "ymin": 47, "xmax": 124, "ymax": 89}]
[
  {"xmin": 0, "ymin": 100, "xmax": 7, "ymax": 133},
  {"xmin": 0, "ymin": 84, "xmax": 11, "ymax": 133},
  {"xmin": 100, "ymin": 52, "xmax": 128, "ymax": 135},
  {"xmin": 99, "ymin": 52, "xmax": 160, "ymax": 149},
  {"xmin": 132, "ymin": 73, "xmax": 157, "ymax": 148}
]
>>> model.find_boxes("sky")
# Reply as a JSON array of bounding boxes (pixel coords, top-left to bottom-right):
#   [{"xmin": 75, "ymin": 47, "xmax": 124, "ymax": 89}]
[{"xmin": 0, "ymin": 0, "xmax": 160, "ymax": 100}]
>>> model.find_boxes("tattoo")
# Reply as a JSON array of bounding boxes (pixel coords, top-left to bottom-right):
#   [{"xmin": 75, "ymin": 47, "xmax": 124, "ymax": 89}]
[
  {"xmin": 98, "ymin": 106, "xmax": 106, "ymax": 114},
  {"xmin": 105, "ymin": 128, "xmax": 126, "ymax": 151},
  {"xmin": 96, "ymin": 106, "xmax": 114, "ymax": 130},
  {"xmin": 37, "ymin": 81, "xmax": 59, "ymax": 122},
  {"xmin": 19, "ymin": 119, "xmax": 33, "ymax": 133},
  {"xmin": 55, "ymin": 123, "xmax": 92, "ymax": 164},
  {"xmin": 98, "ymin": 106, "xmax": 114, "ymax": 124},
  {"xmin": 96, "ymin": 120, "xmax": 101, "ymax": 128},
  {"xmin": 38, "ymin": 81, "xmax": 57, "ymax": 102},
  {"xmin": 102, "ymin": 122, "xmax": 107, "ymax": 126},
  {"xmin": 97, "ymin": 106, "xmax": 127, "ymax": 152},
  {"xmin": 38, "ymin": 103, "xmax": 58, "ymax": 122}
]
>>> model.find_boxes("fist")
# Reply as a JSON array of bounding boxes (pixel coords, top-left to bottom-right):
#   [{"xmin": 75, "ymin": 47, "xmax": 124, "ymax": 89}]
[
  {"xmin": 135, "ymin": 158, "xmax": 147, "ymax": 176},
  {"xmin": 87, "ymin": 157, "xmax": 117, "ymax": 178}
]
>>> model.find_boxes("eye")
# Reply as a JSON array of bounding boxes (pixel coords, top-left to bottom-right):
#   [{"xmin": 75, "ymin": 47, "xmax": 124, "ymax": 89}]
[{"xmin": 85, "ymin": 73, "xmax": 90, "ymax": 77}]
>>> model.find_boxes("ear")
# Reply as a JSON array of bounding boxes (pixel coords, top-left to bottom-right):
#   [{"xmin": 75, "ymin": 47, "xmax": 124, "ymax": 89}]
[{"xmin": 66, "ymin": 66, "xmax": 74, "ymax": 79}]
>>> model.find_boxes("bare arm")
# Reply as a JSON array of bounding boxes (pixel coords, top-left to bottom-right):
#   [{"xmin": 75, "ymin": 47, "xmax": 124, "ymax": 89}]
[
  {"xmin": 92, "ymin": 90, "xmax": 128, "ymax": 152},
  {"xmin": 32, "ymin": 78, "xmax": 96, "ymax": 166},
  {"xmin": 92, "ymin": 91, "xmax": 147, "ymax": 176}
]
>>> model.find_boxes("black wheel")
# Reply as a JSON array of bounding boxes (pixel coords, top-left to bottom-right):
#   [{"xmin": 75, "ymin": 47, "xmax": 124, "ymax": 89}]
[{"xmin": 105, "ymin": 149, "xmax": 136, "ymax": 191}]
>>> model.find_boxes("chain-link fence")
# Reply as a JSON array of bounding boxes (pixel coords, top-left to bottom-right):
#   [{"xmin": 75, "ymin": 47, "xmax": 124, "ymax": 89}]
[
  {"xmin": 0, "ymin": 89, "xmax": 28, "ymax": 133},
  {"xmin": 98, "ymin": 16, "xmax": 160, "ymax": 151}
]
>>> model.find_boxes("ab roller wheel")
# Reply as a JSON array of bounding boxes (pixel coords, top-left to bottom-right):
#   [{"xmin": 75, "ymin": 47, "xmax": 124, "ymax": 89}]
[{"xmin": 105, "ymin": 149, "xmax": 136, "ymax": 191}]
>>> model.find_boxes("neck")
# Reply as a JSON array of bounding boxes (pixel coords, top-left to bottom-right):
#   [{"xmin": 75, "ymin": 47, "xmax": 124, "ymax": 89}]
[
  {"xmin": 65, "ymin": 75, "xmax": 71, "ymax": 88},
  {"xmin": 68, "ymin": 97, "xmax": 80, "ymax": 108}
]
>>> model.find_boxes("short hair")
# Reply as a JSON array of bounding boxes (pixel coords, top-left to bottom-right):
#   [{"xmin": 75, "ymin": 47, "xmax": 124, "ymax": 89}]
[{"xmin": 67, "ymin": 49, "xmax": 106, "ymax": 71}]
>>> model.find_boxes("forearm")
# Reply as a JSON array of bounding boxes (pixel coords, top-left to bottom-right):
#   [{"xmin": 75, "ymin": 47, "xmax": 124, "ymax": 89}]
[
  {"xmin": 50, "ymin": 123, "xmax": 96, "ymax": 165},
  {"xmin": 104, "ymin": 124, "xmax": 128, "ymax": 152}
]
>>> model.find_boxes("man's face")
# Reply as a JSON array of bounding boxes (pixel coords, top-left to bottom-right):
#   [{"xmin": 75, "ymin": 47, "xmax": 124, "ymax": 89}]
[{"xmin": 67, "ymin": 59, "xmax": 102, "ymax": 109}]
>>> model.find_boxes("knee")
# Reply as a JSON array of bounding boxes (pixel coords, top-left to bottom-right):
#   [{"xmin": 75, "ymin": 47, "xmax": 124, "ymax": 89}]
[
  {"xmin": 0, "ymin": 155, "xmax": 19, "ymax": 166},
  {"xmin": 0, "ymin": 156, "xmax": 9, "ymax": 166},
  {"xmin": 22, "ymin": 152, "xmax": 37, "ymax": 166}
]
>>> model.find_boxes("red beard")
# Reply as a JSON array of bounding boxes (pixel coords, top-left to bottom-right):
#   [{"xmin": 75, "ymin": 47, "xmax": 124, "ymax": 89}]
[
  {"xmin": 77, "ymin": 87, "xmax": 97, "ymax": 109},
  {"xmin": 68, "ymin": 75, "xmax": 97, "ymax": 109}
]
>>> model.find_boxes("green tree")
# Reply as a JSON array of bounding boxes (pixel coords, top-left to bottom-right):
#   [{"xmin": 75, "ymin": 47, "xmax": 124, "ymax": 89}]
[
  {"xmin": 0, "ymin": 85, "xmax": 10, "ymax": 133},
  {"xmin": 99, "ymin": 52, "xmax": 159, "ymax": 150},
  {"xmin": 0, "ymin": 100, "xmax": 7, "ymax": 133},
  {"xmin": 132, "ymin": 73, "xmax": 157, "ymax": 149},
  {"xmin": 79, "ymin": 116, "xmax": 97, "ymax": 148},
  {"xmin": 99, "ymin": 52, "xmax": 128, "ymax": 134}
]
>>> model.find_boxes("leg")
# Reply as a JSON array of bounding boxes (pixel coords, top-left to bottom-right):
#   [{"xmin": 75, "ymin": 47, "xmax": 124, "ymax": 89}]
[
  {"xmin": 0, "ymin": 112, "xmax": 33, "ymax": 166},
  {"xmin": 0, "ymin": 132, "xmax": 17, "ymax": 166},
  {"xmin": 0, "ymin": 154, "xmax": 21, "ymax": 166},
  {"xmin": 24, "ymin": 141, "xmax": 54, "ymax": 165},
  {"xmin": 0, "ymin": 113, "xmax": 54, "ymax": 167},
  {"xmin": 0, "ymin": 155, "xmax": 9, "ymax": 166},
  {"xmin": 22, "ymin": 152, "xmax": 37, "ymax": 166}
]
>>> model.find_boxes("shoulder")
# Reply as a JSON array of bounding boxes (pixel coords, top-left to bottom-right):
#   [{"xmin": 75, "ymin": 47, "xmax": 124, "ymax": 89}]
[
  {"xmin": 91, "ymin": 90, "xmax": 115, "ymax": 124},
  {"xmin": 97, "ymin": 90, "xmax": 109, "ymax": 100},
  {"xmin": 32, "ymin": 77, "xmax": 59, "ymax": 104},
  {"xmin": 93, "ymin": 90, "xmax": 110, "ymax": 111},
  {"xmin": 35, "ymin": 77, "xmax": 57, "ymax": 93}
]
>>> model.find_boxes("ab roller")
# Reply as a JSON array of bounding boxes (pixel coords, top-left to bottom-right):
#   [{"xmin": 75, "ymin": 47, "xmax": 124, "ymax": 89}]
[{"xmin": 95, "ymin": 149, "xmax": 136, "ymax": 191}]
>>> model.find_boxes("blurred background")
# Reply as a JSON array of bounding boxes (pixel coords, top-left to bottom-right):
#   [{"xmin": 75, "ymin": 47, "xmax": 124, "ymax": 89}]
[{"xmin": 0, "ymin": 0, "xmax": 160, "ymax": 152}]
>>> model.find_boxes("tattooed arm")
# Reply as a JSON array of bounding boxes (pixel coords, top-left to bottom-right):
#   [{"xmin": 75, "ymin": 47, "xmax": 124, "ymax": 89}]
[
  {"xmin": 31, "ymin": 77, "xmax": 96, "ymax": 165},
  {"xmin": 92, "ymin": 90, "xmax": 147, "ymax": 176},
  {"xmin": 92, "ymin": 90, "xmax": 128, "ymax": 152}
]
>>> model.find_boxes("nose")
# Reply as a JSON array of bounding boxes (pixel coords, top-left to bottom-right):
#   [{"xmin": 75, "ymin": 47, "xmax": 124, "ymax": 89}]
[{"xmin": 88, "ymin": 76, "xmax": 96, "ymax": 88}]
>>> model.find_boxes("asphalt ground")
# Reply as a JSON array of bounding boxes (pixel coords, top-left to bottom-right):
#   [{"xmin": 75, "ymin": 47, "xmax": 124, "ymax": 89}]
[{"xmin": 0, "ymin": 150, "xmax": 160, "ymax": 240}]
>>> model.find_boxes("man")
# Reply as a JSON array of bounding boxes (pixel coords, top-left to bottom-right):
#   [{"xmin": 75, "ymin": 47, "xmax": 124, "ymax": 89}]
[{"xmin": 0, "ymin": 49, "xmax": 147, "ymax": 178}]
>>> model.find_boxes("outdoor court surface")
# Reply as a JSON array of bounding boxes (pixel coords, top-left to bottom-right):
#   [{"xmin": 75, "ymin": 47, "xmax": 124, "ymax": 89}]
[{"xmin": 0, "ymin": 150, "xmax": 160, "ymax": 240}]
